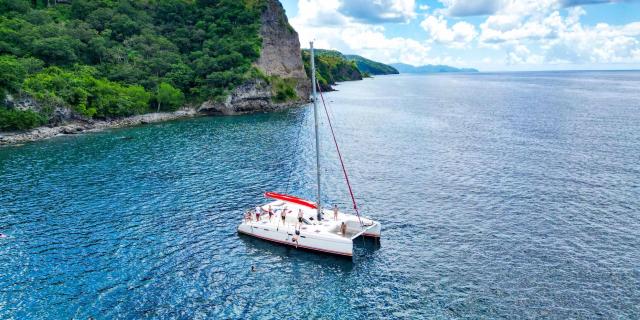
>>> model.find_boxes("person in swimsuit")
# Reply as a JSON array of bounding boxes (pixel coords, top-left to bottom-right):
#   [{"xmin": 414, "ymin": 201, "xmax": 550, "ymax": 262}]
[
  {"xmin": 297, "ymin": 209, "xmax": 304, "ymax": 225},
  {"xmin": 244, "ymin": 211, "xmax": 251, "ymax": 222},
  {"xmin": 293, "ymin": 226, "xmax": 301, "ymax": 247},
  {"xmin": 268, "ymin": 205, "xmax": 274, "ymax": 221},
  {"xmin": 280, "ymin": 206, "xmax": 287, "ymax": 224},
  {"xmin": 255, "ymin": 206, "xmax": 261, "ymax": 221},
  {"xmin": 340, "ymin": 222, "xmax": 347, "ymax": 235},
  {"xmin": 333, "ymin": 204, "xmax": 339, "ymax": 221}
]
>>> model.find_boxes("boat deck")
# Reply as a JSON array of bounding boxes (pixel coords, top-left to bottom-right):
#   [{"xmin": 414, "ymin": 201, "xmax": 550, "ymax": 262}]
[
  {"xmin": 238, "ymin": 198, "xmax": 381, "ymax": 257},
  {"xmin": 241, "ymin": 200, "xmax": 359, "ymax": 239}
]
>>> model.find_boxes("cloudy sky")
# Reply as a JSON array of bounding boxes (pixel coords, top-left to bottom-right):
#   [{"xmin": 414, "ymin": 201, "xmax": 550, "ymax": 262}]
[{"xmin": 280, "ymin": 0, "xmax": 640, "ymax": 71}]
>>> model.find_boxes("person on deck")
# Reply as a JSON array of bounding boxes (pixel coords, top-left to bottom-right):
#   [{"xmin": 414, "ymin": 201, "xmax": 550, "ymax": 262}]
[
  {"xmin": 268, "ymin": 205, "xmax": 274, "ymax": 221},
  {"xmin": 340, "ymin": 221, "xmax": 347, "ymax": 235},
  {"xmin": 255, "ymin": 206, "xmax": 261, "ymax": 221},
  {"xmin": 297, "ymin": 209, "xmax": 304, "ymax": 225},
  {"xmin": 333, "ymin": 204, "xmax": 339, "ymax": 221},
  {"xmin": 244, "ymin": 211, "xmax": 251, "ymax": 222},
  {"xmin": 280, "ymin": 206, "xmax": 287, "ymax": 224},
  {"xmin": 293, "ymin": 226, "xmax": 300, "ymax": 248}
]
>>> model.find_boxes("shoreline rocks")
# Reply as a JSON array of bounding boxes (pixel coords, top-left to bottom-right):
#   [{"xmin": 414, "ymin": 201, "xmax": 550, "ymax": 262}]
[{"xmin": 0, "ymin": 109, "xmax": 198, "ymax": 146}]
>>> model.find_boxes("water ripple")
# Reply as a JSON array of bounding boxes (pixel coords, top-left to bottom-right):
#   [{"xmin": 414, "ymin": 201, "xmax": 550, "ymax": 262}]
[{"xmin": 1, "ymin": 72, "xmax": 640, "ymax": 318}]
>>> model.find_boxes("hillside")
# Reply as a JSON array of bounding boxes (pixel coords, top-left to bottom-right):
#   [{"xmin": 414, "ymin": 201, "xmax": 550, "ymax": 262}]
[
  {"xmin": 391, "ymin": 63, "xmax": 478, "ymax": 73},
  {"xmin": 301, "ymin": 49, "xmax": 362, "ymax": 91},
  {"xmin": 0, "ymin": 0, "xmax": 309, "ymax": 131},
  {"xmin": 345, "ymin": 55, "xmax": 398, "ymax": 75}
]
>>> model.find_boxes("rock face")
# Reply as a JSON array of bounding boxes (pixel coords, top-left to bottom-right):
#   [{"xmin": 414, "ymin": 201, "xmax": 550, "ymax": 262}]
[
  {"xmin": 256, "ymin": 0, "xmax": 310, "ymax": 99},
  {"xmin": 199, "ymin": 0, "xmax": 310, "ymax": 115},
  {"xmin": 199, "ymin": 79, "xmax": 270, "ymax": 115}
]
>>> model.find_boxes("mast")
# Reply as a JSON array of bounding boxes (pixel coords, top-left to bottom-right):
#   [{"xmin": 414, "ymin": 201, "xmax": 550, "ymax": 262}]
[{"xmin": 310, "ymin": 41, "xmax": 322, "ymax": 221}]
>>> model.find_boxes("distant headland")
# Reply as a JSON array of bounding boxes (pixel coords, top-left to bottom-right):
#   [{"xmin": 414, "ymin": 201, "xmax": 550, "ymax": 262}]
[
  {"xmin": 301, "ymin": 49, "xmax": 399, "ymax": 91},
  {"xmin": 391, "ymin": 63, "xmax": 479, "ymax": 74}
]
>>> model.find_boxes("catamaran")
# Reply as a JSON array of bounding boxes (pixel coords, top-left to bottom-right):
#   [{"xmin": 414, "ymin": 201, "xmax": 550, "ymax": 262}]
[{"xmin": 237, "ymin": 42, "xmax": 381, "ymax": 257}]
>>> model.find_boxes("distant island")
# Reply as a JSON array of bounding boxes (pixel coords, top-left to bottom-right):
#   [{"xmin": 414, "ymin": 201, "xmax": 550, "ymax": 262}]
[{"xmin": 390, "ymin": 63, "xmax": 478, "ymax": 74}]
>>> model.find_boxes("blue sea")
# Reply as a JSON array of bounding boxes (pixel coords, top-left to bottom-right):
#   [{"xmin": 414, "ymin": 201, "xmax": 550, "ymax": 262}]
[{"xmin": 1, "ymin": 71, "xmax": 639, "ymax": 319}]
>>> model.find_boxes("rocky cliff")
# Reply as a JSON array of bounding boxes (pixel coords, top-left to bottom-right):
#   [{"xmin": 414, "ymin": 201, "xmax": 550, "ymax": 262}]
[{"xmin": 198, "ymin": 0, "xmax": 310, "ymax": 115}]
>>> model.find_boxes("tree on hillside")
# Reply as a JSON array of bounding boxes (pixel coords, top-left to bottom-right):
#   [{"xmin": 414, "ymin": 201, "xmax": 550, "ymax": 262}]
[
  {"xmin": 0, "ymin": 55, "xmax": 27, "ymax": 100},
  {"xmin": 156, "ymin": 82, "xmax": 184, "ymax": 112}
]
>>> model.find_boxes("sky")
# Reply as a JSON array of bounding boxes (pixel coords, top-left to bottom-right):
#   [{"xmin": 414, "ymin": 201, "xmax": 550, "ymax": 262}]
[{"xmin": 280, "ymin": 0, "xmax": 640, "ymax": 71}]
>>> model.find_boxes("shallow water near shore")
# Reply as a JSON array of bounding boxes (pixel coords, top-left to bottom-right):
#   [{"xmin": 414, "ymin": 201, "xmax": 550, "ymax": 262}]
[{"xmin": 1, "ymin": 71, "xmax": 640, "ymax": 318}]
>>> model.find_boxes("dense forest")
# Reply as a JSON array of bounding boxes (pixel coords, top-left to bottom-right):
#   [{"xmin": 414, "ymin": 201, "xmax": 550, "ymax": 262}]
[
  {"xmin": 301, "ymin": 49, "xmax": 363, "ymax": 91},
  {"xmin": 0, "ymin": 0, "xmax": 265, "ymax": 130},
  {"xmin": 302, "ymin": 49, "xmax": 400, "ymax": 91},
  {"xmin": 345, "ymin": 55, "xmax": 399, "ymax": 76}
]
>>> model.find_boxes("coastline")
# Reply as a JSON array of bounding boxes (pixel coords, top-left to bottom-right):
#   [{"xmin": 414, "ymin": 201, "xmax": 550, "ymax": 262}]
[{"xmin": 0, "ymin": 109, "xmax": 198, "ymax": 146}]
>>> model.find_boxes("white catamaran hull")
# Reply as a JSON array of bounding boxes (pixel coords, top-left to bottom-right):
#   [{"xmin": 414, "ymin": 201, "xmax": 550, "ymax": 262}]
[
  {"xmin": 238, "ymin": 197, "xmax": 381, "ymax": 257},
  {"xmin": 238, "ymin": 223, "xmax": 354, "ymax": 256}
]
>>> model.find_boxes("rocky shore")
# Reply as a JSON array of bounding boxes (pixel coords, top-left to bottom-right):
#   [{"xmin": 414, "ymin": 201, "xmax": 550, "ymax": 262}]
[{"xmin": 0, "ymin": 109, "xmax": 198, "ymax": 146}]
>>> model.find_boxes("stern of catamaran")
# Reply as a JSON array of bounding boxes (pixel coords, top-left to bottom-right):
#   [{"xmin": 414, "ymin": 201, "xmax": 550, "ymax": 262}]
[
  {"xmin": 362, "ymin": 220, "xmax": 381, "ymax": 238},
  {"xmin": 339, "ymin": 215, "xmax": 381, "ymax": 239}
]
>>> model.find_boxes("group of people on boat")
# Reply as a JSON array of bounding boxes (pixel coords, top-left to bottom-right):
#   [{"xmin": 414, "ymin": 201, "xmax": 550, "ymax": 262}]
[
  {"xmin": 244, "ymin": 205, "xmax": 306, "ymax": 226},
  {"xmin": 243, "ymin": 203, "xmax": 348, "ymax": 236},
  {"xmin": 245, "ymin": 206, "xmax": 289, "ymax": 223}
]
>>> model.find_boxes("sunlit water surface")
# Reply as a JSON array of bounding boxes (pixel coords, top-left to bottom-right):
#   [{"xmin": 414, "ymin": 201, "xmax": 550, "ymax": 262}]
[{"xmin": 1, "ymin": 71, "xmax": 639, "ymax": 319}]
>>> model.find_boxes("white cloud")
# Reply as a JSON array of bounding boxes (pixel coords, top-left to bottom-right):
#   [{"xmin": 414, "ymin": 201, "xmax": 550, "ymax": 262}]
[
  {"xmin": 476, "ymin": 2, "xmax": 640, "ymax": 65},
  {"xmin": 478, "ymin": 0, "xmax": 564, "ymax": 44},
  {"xmin": 505, "ymin": 43, "xmax": 543, "ymax": 64},
  {"xmin": 420, "ymin": 15, "xmax": 478, "ymax": 47},
  {"xmin": 440, "ymin": 0, "xmax": 506, "ymax": 17},
  {"xmin": 290, "ymin": 0, "xmax": 439, "ymax": 65},
  {"xmin": 288, "ymin": 0, "xmax": 640, "ymax": 69},
  {"xmin": 419, "ymin": 4, "xmax": 430, "ymax": 11},
  {"xmin": 438, "ymin": 0, "xmax": 627, "ymax": 17},
  {"xmin": 545, "ymin": 21, "xmax": 640, "ymax": 64},
  {"xmin": 338, "ymin": 0, "xmax": 416, "ymax": 23}
]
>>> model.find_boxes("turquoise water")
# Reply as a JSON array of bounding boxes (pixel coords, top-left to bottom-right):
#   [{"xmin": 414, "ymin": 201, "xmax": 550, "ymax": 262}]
[{"xmin": 1, "ymin": 71, "xmax": 639, "ymax": 318}]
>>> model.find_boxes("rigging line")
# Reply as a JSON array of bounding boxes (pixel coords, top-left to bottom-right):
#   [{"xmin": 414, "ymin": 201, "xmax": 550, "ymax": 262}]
[
  {"xmin": 285, "ymin": 108, "xmax": 307, "ymax": 194},
  {"xmin": 321, "ymin": 89, "xmax": 350, "ymax": 211},
  {"xmin": 323, "ymin": 91, "xmax": 342, "ymax": 150},
  {"xmin": 316, "ymin": 79, "xmax": 364, "ymax": 226},
  {"xmin": 271, "ymin": 102, "xmax": 295, "ymax": 193}
]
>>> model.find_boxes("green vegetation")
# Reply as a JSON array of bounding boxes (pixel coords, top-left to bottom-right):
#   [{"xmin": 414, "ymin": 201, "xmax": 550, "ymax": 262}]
[
  {"xmin": 23, "ymin": 66, "xmax": 150, "ymax": 118},
  {"xmin": 302, "ymin": 49, "xmax": 397, "ymax": 91},
  {"xmin": 0, "ymin": 108, "xmax": 46, "ymax": 131},
  {"xmin": 156, "ymin": 83, "xmax": 185, "ymax": 112},
  {"xmin": 345, "ymin": 55, "xmax": 399, "ymax": 75},
  {"xmin": 0, "ymin": 0, "xmax": 265, "ymax": 131},
  {"xmin": 302, "ymin": 49, "xmax": 362, "ymax": 91},
  {"xmin": 268, "ymin": 76, "xmax": 297, "ymax": 103}
]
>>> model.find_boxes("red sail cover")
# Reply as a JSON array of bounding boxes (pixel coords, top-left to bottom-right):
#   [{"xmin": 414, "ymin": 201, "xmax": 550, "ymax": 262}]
[{"xmin": 265, "ymin": 192, "xmax": 317, "ymax": 209}]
